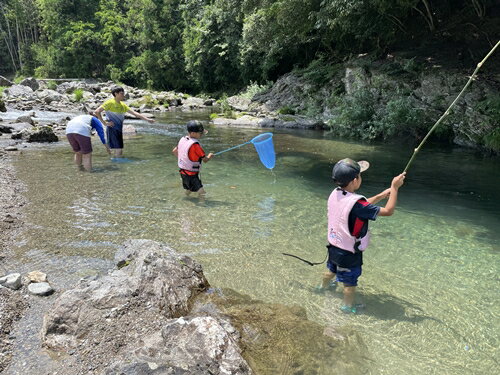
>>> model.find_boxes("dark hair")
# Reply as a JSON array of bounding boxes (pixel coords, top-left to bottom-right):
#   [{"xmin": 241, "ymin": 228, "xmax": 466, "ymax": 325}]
[
  {"xmin": 186, "ymin": 120, "xmax": 204, "ymax": 133},
  {"xmin": 111, "ymin": 86, "xmax": 124, "ymax": 97}
]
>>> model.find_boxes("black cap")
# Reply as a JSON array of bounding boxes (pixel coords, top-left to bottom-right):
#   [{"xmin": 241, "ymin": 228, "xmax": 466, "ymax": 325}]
[
  {"xmin": 186, "ymin": 120, "xmax": 204, "ymax": 133},
  {"xmin": 332, "ymin": 158, "xmax": 370, "ymax": 186}
]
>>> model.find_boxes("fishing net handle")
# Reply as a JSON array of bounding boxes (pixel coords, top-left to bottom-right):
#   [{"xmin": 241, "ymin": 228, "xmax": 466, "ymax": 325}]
[
  {"xmin": 403, "ymin": 40, "xmax": 500, "ymax": 173},
  {"xmin": 213, "ymin": 141, "xmax": 251, "ymax": 156}
]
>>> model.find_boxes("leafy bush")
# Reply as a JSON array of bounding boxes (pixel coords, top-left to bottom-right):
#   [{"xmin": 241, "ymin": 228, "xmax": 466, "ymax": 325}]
[
  {"xmin": 46, "ymin": 81, "xmax": 58, "ymax": 90},
  {"xmin": 240, "ymin": 81, "xmax": 272, "ymax": 99},
  {"xmin": 277, "ymin": 106, "xmax": 296, "ymax": 115},
  {"xmin": 327, "ymin": 89, "xmax": 378, "ymax": 139},
  {"xmin": 74, "ymin": 88, "xmax": 84, "ymax": 102},
  {"xmin": 328, "ymin": 89, "xmax": 437, "ymax": 141},
  {"xmin": 484, "ymin": 128, "xmax": 500, "ymax": 152},
  {"xmin": 218, "ymin": 95, "xmax": 235, "ymax": 118}
]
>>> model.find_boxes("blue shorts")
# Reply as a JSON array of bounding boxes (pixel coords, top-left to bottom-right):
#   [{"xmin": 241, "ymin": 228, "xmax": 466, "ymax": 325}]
[
  {"xmin": 327, "ymin": 261, "xmax": 362, "ymax": 286},
  {"xmin": 106, "ymin": 127, "xmax": 124, "ymax": 149}
]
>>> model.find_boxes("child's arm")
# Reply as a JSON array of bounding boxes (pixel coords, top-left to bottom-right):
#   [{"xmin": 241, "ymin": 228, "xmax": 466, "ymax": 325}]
[
  {"xmin": 127, "ymin": 109, "xmax": 155, "ymax": 124},
  {"xmin": 367, "ymin": 188, "xmax": 391, "ymax": 204},
  {"xmin": 172, "ymin": 146, "xmax": 178, "ymax": 157},
  {"xmin": 378, "ymin": 173, "xmax": 406, "ymax": 216},
  {"xmin": 202, "ymin": 153, "xmax": 214, "ymax": 163}
]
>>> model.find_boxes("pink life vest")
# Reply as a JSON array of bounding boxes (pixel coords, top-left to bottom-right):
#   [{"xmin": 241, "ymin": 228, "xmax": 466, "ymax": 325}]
[
  {"xmin": 177, "ymin": 136, "xmax": 201, "ymax": 172},
  {"xmin": 327, "ymin": 188, "xmax": 371, "ymax": 253}
]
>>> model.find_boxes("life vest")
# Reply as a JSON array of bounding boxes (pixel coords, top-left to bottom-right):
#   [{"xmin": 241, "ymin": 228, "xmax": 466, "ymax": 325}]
[
  {"xmin": 177, "ymin": 136, "xmax": 201, "ymax": 172},
  {"xmin": 327, "ymin": 188, "xmax": 371, "ymax": 253}
]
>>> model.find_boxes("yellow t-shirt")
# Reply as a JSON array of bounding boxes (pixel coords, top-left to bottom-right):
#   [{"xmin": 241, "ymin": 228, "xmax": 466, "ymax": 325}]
[{"xmin": 101, "ymin": 98, "xmax": 130, "ymax": 114}]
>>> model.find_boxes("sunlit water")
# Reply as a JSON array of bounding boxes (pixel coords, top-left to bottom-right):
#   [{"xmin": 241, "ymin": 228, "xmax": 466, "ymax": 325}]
[{"xmin": 3, "ymin": 110, "xmax": 499, "ymax": 374}]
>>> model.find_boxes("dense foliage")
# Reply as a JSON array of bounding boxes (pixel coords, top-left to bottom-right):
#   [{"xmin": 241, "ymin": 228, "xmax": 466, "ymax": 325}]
[{"xmin": 0, "ymin": 0, "xmax": 498, "ymax": 93}]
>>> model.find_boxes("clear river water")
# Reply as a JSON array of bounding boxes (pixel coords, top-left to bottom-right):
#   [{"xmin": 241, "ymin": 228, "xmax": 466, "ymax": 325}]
[{"xmin": 2, "ymin": 109, "xmax": 499, "ymax": 374}]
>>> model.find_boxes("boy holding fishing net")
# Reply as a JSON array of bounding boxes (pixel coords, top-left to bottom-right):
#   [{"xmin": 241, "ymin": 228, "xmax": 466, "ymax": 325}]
[
  {"xmin": 172, "ymin": 121, "xmax": 214, "ymax": 197},
  {"xmin": 319, "ymin": 158, "xmax": 405, "ymax": 314}
]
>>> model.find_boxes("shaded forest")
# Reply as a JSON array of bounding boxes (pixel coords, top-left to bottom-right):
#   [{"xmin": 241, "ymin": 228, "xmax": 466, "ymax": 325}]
[{"xmin": 1, "ymin": 0, "xmax": 498, "ymax": 94}]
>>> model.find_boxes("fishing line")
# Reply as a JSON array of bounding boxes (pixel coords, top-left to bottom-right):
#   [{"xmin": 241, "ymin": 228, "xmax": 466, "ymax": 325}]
[{"xmin": 282, "ymin": 252, "xmax": 327, "ymax": 266}]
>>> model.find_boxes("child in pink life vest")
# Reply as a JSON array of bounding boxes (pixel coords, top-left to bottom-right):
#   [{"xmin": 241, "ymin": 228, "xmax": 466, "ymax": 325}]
[
  {"xmin": 320, "ymin": 158, "xmax": 405, "ymax": 314},
  {"xmin": 172, "ymin": 121, "xmax": 214, "ymax": 197}
]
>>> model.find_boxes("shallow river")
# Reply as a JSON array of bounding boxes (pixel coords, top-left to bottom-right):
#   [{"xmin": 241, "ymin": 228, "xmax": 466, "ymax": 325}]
[{"xmin": 4, "ymin": 110, "xmax": 500, "ymax": 374}]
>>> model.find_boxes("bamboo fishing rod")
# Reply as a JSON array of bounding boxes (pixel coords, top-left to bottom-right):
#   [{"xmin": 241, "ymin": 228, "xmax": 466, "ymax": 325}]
[{"xmin": 403, "ymin": 40, "xmax": 500, "ymax": 173}]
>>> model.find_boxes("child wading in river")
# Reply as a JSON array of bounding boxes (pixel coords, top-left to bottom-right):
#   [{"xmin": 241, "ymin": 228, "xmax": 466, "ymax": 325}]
[
  {"xmin": 172, "ymin": 121, "xmax": 214, "ymax": 197},
  {"xmin": 319, "ymin": 158, "xmax": 405, "ymax": 314}
]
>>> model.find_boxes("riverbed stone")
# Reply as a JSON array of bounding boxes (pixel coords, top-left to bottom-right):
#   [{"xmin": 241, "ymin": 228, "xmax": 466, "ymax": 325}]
[
  {"xmin": 0, "ymin": 99, "xmax": 6, "ymax": 112},
  {"xmin": 0, "ymin": 273, "xmax": 22, "ymax": 290},
  {"xmin": 3, "ymin": 85, "xmax": 33, "ymax": 98},
  {"xmin": 24, "ymin": 126, "xmax": 58, "ymax": 143},
  {"xmin": 15, "ymin": 115, "xmax": 34, "ymax": 125},
  {"xmin": 27, "ymin": 271, "xmax": 47, "ymax": 283},
  {"xmin": 19, "ymin": 77, "xmax": 39, "ymax": 91},
  {"xmin": 28, "ymin": 282, "xmax": 53, "ymax": 296}
]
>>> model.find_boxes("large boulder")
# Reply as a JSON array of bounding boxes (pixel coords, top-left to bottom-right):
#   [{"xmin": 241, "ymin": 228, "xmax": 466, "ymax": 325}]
[
  {"xmin": 0, "ymin": 76, "xmax": 13, "ymax": 86},
  {"xmin": 227, "ymin": 96, "xmax": 252, "ymax": 112},
  {"xmin": 36, "ymin": 89, "xmax": 65, "ymax": 104},
  {"xmin": 19, "ymin": 77, "xmax": 39, "ymax": 91},
  {"xmin": 3, "ymin": 84, "xmax": 33, "ymax": 98},
  {"xmin": 14, "ymin": 125, "xmax": 58, "ymax": 142},
  {"xmin": 42, "ymin": 240, "xmax": 209, "ymax": 351},
  {"xmin": 40, "ymin": 240, "xmax": 252, "ymax": 374}
]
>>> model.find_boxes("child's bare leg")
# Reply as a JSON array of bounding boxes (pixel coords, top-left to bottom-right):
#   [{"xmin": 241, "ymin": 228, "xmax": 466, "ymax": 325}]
[
  {"xmin": 82, "ymin": 153, "xmax": 92, "ymax": 171},
  {"xmin": 322, "ymin": 271, "xmax": 336, "ymax": 289},
  {"xmin": 343, "ymin": 285, "xmax": 356, "ymax": 307},
  {"xmin": 74, "ymin": 152, "xmax": 82, "ymax": 167},
  {"xmin": 184, "ymin": 190, "xmax": 191, "ymax": 196},
  {"xmin": 197, "ymin": 187, "xmax": 206, "ymax": 198}
]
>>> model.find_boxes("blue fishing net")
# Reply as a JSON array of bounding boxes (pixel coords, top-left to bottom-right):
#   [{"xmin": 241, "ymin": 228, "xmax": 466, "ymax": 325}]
[{"xmin": 250, "ymin": 133, "xmax": 275, "ymax": 169}]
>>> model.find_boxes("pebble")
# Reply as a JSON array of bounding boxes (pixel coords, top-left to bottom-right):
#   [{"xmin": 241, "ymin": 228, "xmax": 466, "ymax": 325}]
[
  {"xmin": 5, "ymin": 146, "xmax": 18, "ymax": 152},
  {"xmin": 27, "ymin": 282, "xmax": 54, "ymax": 296}
]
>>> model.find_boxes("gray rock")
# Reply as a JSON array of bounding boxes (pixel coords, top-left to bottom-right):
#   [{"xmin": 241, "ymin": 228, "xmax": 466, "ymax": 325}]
[
  {"xmin": 15, "ymin": 115, "xmax": 34, "ymax": 125},
  {"xmin": 28, "ymin": 282, "xmax": 54, "ymax": 296},
  {"xmin": 106, "ymin": 316, "xmax": 251, "ymax": 375},
  {"xmin": 182, "ymin": 96, "xmax": 205, "ymax": 108},
  {"xmin": 0, "ymin": 273, "xmax": 22, "ymax": 290},
  {"xmin": 0, "ymin": 75, "xmax": 13, "ymax": 86},
  {"xmin": 24, "ymin": 126, "xmax": 59, "ymax": 143},
  {"xmin": 3, "ymin": 84, "xmax": 33, "ymax": 97},
  {"xmin": 0, "ymin": 99, "xmax": 6, "ymax": 112},
  {"xmin": 227, "ymin": 96, "xmax": 252, "ymax": 111},
  {"xmin": 37, "ymin": 89, "xmax": 65, "ymax": 104},
  {"xmin": 5, "ymin": 146, "xmax": 18, "ymax": 151},
  {"xmin": 27, "ymin": 271, "xmax": 47, "ymax": 283},
  {"xmin": 19, "ymin": 77, "xmax": 39, "ymax": 91},
  {"xmin": 42, "ymin": 240, "xmax": 209, "ymax": 351},
  {"xmin": 7, "ymin": 122, "xmax": 32, "ymax": 133}
]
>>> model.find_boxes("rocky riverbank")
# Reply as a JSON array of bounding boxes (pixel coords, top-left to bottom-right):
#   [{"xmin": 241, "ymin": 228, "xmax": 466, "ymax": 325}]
[
  {"xmin": 216, "ymin": 56, "xmax": 500, "ymax": 153},
  {"xmin": 0, "ymin": 150, "xmax": 29, "ymax": 373}
]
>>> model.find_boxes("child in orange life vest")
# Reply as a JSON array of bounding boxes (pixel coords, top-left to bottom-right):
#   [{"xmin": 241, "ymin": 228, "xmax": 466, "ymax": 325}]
[
  {"xmin": 172, "ymin": 121, "xmax": 214, "ymax": 197},
  {"xmin": 320, "ymin": 158, "xmax": 406, "ymax": 314}
]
